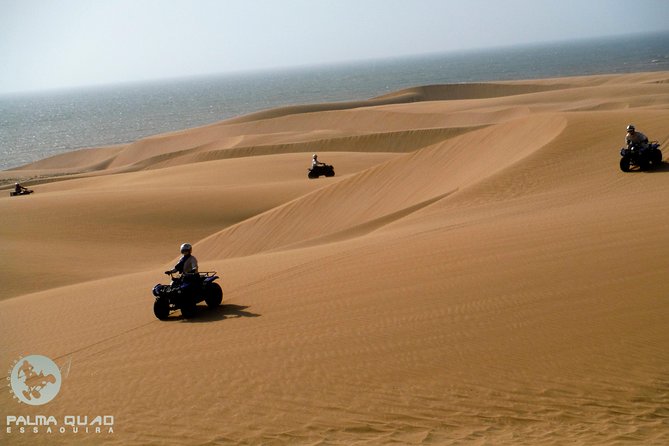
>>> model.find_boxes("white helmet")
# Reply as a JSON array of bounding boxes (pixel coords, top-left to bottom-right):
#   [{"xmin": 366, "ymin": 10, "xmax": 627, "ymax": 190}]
[
  {"xmin": 180, "ymin": 243, "xmax": 192, "ymax": 253},
  {"xmin": 312, "ymin": 153, "xmax": 318, "ymax": 159},
  {"xmin": 626, "ymin": 124, "xmax": 635, "ymax": 132}
]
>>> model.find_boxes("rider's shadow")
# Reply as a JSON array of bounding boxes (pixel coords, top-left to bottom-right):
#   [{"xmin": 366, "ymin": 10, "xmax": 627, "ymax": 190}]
[{"xmin": 179, "ymin": 304, "xmax": 261, "ymax": 323}]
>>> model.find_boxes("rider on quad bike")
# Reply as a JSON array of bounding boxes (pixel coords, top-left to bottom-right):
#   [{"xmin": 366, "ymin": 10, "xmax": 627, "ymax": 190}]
[
  {"xmin": 311, "ymin": 153, "xmax": 325, "ymax": 169},
  {"xmin": 10, "ymin": 182, "xmax": 34, "ymax": 197},
  {"xmin": 15, "ymin": 182, "xmax": 31, "ymax": 194},
  {"xmin": 625, "ymin": 124, "xmax": 649, "ymax": 149},
  {"xmin": 619, "ymin": 124, "xmax": 663, "ymax": 172},
  {"xmin": 153, "ymin": 242, "xmax": 222, "ymax": 319},
  {"xmin": 15, "ymin": 183, "xmax": 28, "ymax": 194},
  {"xmin": 166, "ymin": 243, "xmax": 199, "ymax": 283},
  {"xmin": 166, "ymin": 242, "xmax": 198, "ymax": 272},
  {"xmin": 308, "ymin": 153, "xmax": 335, "ymax": 179}
]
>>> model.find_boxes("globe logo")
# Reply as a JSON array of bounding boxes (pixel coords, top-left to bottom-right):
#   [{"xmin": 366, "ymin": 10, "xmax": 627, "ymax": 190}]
[{"xmin": 9, "ymin": 355, "xmax": 62, "ymax": 405}]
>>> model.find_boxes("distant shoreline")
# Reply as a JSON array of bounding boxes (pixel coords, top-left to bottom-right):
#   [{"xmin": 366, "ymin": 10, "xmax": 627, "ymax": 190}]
[
  {"xmin": 2, "ymin": 31, "xmax": 668, "ymax": 170},
  {"xmin": 2, "ymin": 30, "xmax": 668, "ymax": 98}
]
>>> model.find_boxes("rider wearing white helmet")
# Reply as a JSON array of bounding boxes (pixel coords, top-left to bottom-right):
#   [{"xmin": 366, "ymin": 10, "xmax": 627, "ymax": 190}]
[
  {"xmin": 625, "ymin": 124, "xmax": 649, "ymax": 149},
  {"xmin": 165, "ymin": 243, "xmax": 199, "ymax": 275},
  {"xmin": 311, "ymin": 153, "xmax": 325, "ymax": 169},
  {"xmin": 14, "ymin": 182, "xmax": 28, "ymax": 194}
]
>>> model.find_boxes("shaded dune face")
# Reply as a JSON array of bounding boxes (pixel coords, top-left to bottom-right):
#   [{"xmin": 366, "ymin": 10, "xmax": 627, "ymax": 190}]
[{"xmin": 1, "ymin": 71, "xmax": 669, "ymax": 445}]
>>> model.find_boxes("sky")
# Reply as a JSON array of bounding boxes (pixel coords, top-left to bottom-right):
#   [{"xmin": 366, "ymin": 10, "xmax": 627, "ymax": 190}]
[{"xmin": 1, "ymin": 0, "xmax": 669, "ymax": 94}]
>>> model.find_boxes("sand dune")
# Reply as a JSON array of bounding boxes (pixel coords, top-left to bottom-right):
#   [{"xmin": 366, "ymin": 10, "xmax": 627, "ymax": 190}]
[{"xmin": 2, "ymin": 72, "xmax": 669, "ymax": 445}]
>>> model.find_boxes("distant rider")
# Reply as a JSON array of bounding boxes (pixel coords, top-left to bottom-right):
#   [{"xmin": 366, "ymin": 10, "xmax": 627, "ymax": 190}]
[
  {"xmin": 625, "ymin": 124, "xmax": 649, "ymax": 149},
  {"xmin": 311, "ymin": 153, "xmax": 325, "ymax": 169},
  {"xmin": 14, "ymin": 182, "xmax": 29, "ymax": 194},
  {"xmin": 165, "ymin": 243, "xmax": 199, "ymax": 276}
]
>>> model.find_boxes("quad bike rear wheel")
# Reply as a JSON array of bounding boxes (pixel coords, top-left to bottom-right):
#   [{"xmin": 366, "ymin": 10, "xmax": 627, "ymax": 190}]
[
  {"xmin": 205, "ymin": 283, "xmax": 223, "ymax": 308},
  {"xmin": 653, "ymin": 149, "xmax": 663, "ymax": 166}
]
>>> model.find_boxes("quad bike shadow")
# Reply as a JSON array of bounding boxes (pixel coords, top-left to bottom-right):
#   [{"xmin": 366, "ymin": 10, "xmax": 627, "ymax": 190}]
[{"xmin": 174, "ymin": 304, "xmax": 261, "ymax": 323}]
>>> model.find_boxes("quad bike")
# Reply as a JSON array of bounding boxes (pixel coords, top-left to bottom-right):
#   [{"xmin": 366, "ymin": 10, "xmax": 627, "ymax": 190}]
[
  {"xmin": 308, "ymin": 164, "xmax": 335, "ymax": 179},
  {"xmin": 619, "ymin": 142, "xmax": 662, "ymax": 172},
  {"xmin": 152, "ymin": 271, "xmax": 222, "ymax": 320},
  {"xmin": 9, "ymin": 189, "xmax": 33, "ymax": 197}
]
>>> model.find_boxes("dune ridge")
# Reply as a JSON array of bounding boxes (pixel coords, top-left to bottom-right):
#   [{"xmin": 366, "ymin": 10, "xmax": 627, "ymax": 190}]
[{"xmin": 2, "ymin": 72, "xmax": 669, "ymax": 445}]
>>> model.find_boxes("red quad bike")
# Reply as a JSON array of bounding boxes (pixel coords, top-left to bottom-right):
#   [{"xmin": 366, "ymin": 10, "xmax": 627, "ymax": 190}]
[{"xmin": 152, "ymin": 272, "xmax": 222, "ymax": 320}]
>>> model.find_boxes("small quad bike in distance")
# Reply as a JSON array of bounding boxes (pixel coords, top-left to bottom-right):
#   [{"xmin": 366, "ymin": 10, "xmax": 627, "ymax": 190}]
[
  {"xmin": 308, "ymin": 164, "xmax": 335, "ymax": 179},
  {"xmin": 9, "ymin": 189, "xmax": 33, "ymax": 197}
]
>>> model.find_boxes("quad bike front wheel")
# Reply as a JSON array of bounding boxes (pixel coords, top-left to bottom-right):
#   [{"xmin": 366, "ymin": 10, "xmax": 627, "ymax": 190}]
[
  {"xmin": 619, "ymin": 157, "xmax": 632, "ymax": 172},
  {"xmin": 153, "ymin": 298, "xmax": 170, "ymax": 320},
  {"xmin": 205, "ymin": 283, "xmax": 223, "ymax": 308}
]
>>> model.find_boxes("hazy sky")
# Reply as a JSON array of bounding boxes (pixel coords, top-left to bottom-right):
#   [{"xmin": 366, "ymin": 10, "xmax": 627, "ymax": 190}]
[{"xmin": 2, "ymin": 0, "xmax": 669, "ymax": 93}]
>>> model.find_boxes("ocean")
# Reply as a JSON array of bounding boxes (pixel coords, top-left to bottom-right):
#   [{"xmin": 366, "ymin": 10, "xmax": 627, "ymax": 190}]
[{"xmin": 1, "ymin": 31, "xmax": 668, "ymax": 171}]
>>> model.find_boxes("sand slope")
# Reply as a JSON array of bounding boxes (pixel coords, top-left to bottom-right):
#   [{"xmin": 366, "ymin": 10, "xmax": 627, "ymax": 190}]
[{"xmin": 2, "ymin": 72, "xmax": 669, "ymax": 445}]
